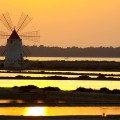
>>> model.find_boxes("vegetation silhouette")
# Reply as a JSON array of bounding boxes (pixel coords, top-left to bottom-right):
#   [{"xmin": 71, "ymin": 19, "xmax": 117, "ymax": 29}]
[
  {"xmin": 42, "ymin": 86, "xmax": 61, "ymax": 91},
  {"xmin": 0, "ymin": 73, "xmax": 119, "ymax": 80},
  {"xmin": 13, "ymin": 85, "xmax": 38, "ymax": 92},
  {"xmin": 75, "ymin": 87, "xmax": 120, "ymax": 94},
  {"xmin": 12, "ymin": 85, "xmax": 120, "ymax": 94},
  {"xmin": 1, "ymin": 45, "xmax": 120, "ymax": 57},
  {"xmin": 0, "ymin": 85, "xmax": 118, "ymax": 103}
]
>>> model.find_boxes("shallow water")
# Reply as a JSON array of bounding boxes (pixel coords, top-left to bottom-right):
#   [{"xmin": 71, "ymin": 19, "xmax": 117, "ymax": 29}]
[
  {"xmin": 0, "ymin": 68, "xmax": 119, "ymax": 90},
  {"xmin": 0, "ymin": 99, "xmax": 23, "ymax": 103},
  {"xmin": 0, "ymin": 79, "xmax": 120, "ymax": 91},
  {"xmin": 1, "ymin": 56, "xmax": 120, "ymax": 62},
  {"xmin": 0, "ymin": 57, "xmax": 120, "ymax": 117},
  {"xmin": 0, "ymin": 72, "xmax": 79, "ymax": 78},
  {"xmin": 24, "ymin": 57, "xmax": 120, "ymax": 62},
  {"xmin": 0, "ymin": 106, "xmax": 120, "ymax": 116}
]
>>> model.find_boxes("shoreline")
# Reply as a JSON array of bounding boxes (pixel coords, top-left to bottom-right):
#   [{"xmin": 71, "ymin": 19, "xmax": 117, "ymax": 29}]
[
  {"xmin": 0, "ymin": 88, "xmax": 120, "ymax": 105},
  {"xmin": 0, "ymin": 76, "xmax": 119, "ymax": 81},
  {"xmin": 0, "ymin": 103, "xmax": 120, "ymax": 107},
  {"xmin": 0, "ymin": 70, "xmax": 120, "ymax": 80},
  {"xmin": 1, "ymin": 60, "xmax": 120, "ymax": 71},
  {"xmin": 0, "ymin": 115, "xmax": 119, "ymax": 120}
]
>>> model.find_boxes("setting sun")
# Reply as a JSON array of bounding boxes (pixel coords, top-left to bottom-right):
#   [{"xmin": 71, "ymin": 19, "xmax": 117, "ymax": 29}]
[{"xmin": 25, "ymin": 107, "xmax": 45, "ymax": 116}]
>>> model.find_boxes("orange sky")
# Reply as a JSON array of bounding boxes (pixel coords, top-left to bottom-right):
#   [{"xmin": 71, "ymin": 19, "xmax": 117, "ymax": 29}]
[{"xmin": 0, "ymin": 0, "xmax": 120, "ymax": 47}]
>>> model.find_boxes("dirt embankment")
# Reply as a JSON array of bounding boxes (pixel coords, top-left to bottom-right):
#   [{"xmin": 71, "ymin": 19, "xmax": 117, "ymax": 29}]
[{"xmin": 1, "ymin": 60, "xmax": 120, "ymax": 71}]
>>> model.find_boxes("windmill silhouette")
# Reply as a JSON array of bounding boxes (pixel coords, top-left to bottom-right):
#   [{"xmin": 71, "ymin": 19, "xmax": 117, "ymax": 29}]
[{"xmin": 0, "ymin": 12, "xmax": 40, "ymax": 68}]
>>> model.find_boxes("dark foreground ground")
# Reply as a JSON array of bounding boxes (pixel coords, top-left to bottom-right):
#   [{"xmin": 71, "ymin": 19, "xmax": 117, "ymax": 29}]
[
  {"xmin": 0, "ymin": 87, "xmax": 120, "ymax": 106},
  {"xmin": 35, "ymin": 61, "xmax": 120, "ymax": 71},
  {"xmin": 1, "ymin": 60, "xmax": 120, "ymax": 71},
  {"xmin": 0, "ymin": 115, "xmax": 120, "ymax": 120},
  {"xmin": 0, "ymin": 88, "xmax": 120, "ymax": 119}
]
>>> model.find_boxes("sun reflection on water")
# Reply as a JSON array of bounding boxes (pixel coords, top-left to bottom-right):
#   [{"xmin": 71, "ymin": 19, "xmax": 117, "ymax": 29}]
[{"xmin": 24, "ymin": 107, "xmax": 45, "ymax": 116}]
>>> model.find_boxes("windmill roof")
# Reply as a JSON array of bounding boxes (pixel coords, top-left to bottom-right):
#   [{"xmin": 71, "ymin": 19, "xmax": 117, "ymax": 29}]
[{"xmin": 9, "ymin": 29, "xmax": 20, "ymax": 39}]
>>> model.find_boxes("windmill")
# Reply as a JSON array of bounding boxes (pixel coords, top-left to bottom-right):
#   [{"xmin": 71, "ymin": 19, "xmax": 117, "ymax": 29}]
[{"xmin": 0, "ymin": 12, "xmax": 40, "ymax": 68}]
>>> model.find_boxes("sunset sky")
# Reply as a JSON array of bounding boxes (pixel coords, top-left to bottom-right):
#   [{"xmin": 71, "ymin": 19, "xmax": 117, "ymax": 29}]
[{"xmin": 0, "ymin": 0, "xmax": 120, "ymax": 47}]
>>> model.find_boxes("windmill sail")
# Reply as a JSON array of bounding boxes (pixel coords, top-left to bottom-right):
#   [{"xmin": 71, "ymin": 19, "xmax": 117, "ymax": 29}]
[
  {"xmin": 0, "ymin": 12, "xmax": 14, "ymax": 32},
  {"xmin": 16, "ymin": 13, "xmax": 32, "ymax": 33},
  {"xmin": 20, "ymin": 31, "xmax": 40, "ymax": 42},
  {"xmin": 0, "ymin": 31, "xmax": 9, "ymax": 39}
]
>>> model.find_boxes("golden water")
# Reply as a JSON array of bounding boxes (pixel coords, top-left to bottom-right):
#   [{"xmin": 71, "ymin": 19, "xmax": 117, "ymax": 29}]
[
  {"xmin": 0, "ymin": 80, "xmax": 119, "ymax": 90},
  {"xmin": 0, "ymin": 107, "xmax": 120, "ymax": 116},
  {"xmin": 1, "ymin": 56, "xmax": 120, "ymax": 62}
]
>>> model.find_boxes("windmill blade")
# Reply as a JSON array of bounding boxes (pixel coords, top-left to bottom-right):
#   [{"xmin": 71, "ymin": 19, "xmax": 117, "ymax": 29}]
[
  {"xmin": 0, "ymin": 31, "xmax": 9, "ymax": 39},
  {"xmin": 20, "ymin": 31, "xmax": 40, "ymax": 42},
  {"xmin": 16, "ymin": 13, "xmax": 32, "ymax": 33},
  {"xmin": 0, "ymin": 12, "xmax": 14, "ymax": 32}
]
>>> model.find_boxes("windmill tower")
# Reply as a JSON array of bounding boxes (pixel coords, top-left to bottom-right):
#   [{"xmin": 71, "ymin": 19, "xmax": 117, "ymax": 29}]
[
  {"xmin": 0, "ymin": 12, "xmax": 40, "ymax": 68},
  {"xmin": 5, "ymin": 29, "xmax": 23, "ymax": 67}
]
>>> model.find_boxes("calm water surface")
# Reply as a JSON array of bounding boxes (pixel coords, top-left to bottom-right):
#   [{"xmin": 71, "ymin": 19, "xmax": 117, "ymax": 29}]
[
  {"xmin": 0, "ymin": 57, "xmax": 120, "ymax": 90},
  {"xmin": 1, "ymin": 56, "xmax": 120, "ymax": 62},
  {"xmin": 0, "ymin": 70, "xmax": 120, "ymax": 78},
  {"xmin": 0, "ymin": 57, "xmax": 120, "ymax": 116},
  {"xmin": 0, "ymin": 80, "xmax": 119, "ymax": 90},
  {"xmin": 25, "ymin": 57, "xmax": 120, "ymax": 62},
  {"xmin": 0, "ymin": 107, "xmax": 120, "ymax": 116},
  {"xmin": 0, "ymin": 72, "xmax": 79, "ymax": 78}
]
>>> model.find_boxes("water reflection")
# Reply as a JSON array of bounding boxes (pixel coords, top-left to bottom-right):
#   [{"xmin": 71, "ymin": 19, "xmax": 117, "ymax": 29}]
[
  {"xmin": 25, "ymin": 107, "xmax": 45, "ymax": 116},
  {"xmin": 2, "ymin": 56, "xmax": 120, "ymax": 62},
  {"xmin": 24, "ymin": 57, "xmax": 120, "ymax": 62},
  {"xmin": 0, "ymin": 72, "xmax": 79, "ymax": 78},
  {"xmin": 0, "ymin": 107, "xmax": 120, "ymax": 116},
  {"xmin": 0, "ymin": 99, "xmax": 23, "ymax": 103},
  {"xmin": 0, "ymin": 80, "xmax": 120, "ymax": 91},
  {"xmin": 1, "ymin": 70, "xmax": 120, "ymax": 76},
  {"xmin": 44, "ymin": 107, "xmax": 120, "ymax": 116}
]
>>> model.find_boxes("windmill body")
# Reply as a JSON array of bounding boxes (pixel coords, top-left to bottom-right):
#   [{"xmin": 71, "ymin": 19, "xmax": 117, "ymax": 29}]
[
  {"xmin": 0, "ymin": 12, "xmax": 40, "ymax": 69},
  {"xmin": 5, "ymin": 29, "xmax": 23, "ymax": 67}
]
